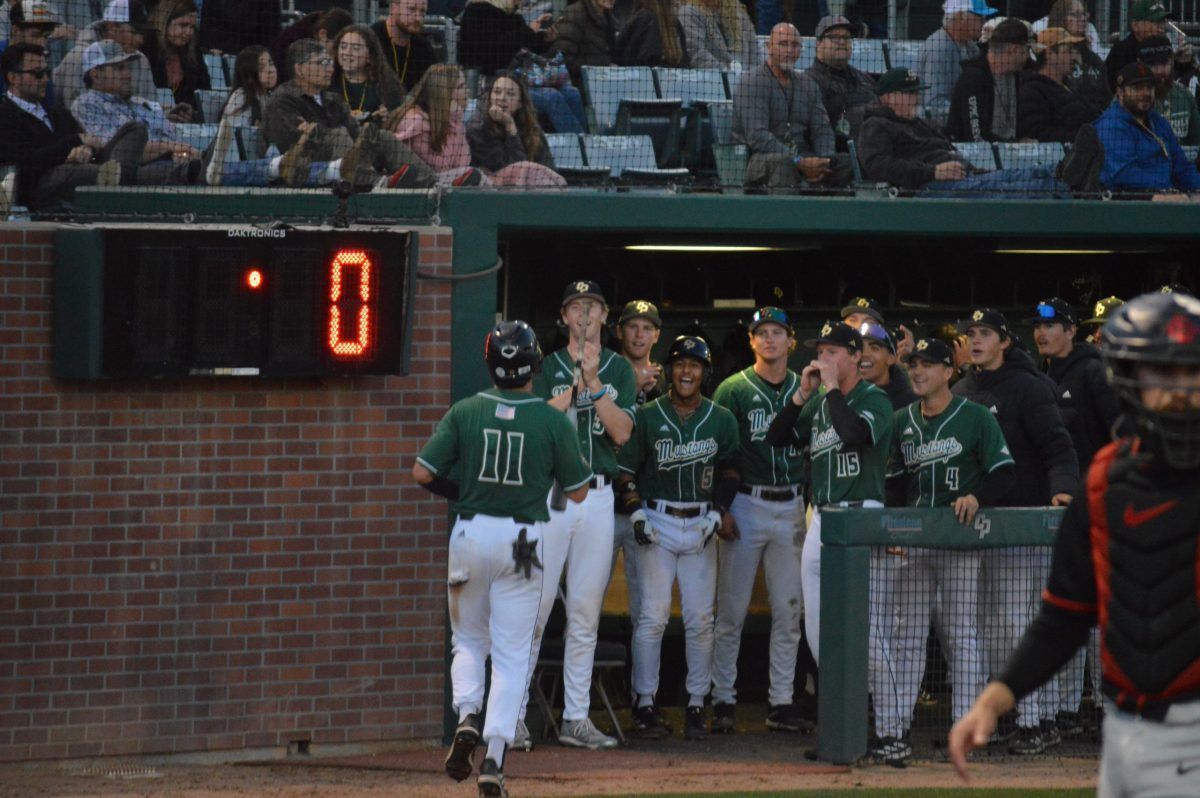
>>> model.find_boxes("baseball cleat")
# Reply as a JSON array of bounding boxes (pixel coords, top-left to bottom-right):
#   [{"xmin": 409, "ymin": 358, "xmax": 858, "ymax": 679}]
[
  {"xmin": 511, "ymin": 718, "xmax": 533, "ymax": 752},
  {"xmin": 633, "ymin": 704, "xmax": 670, "ymax": 739},
  {"xmin": 684, "ymin": 706, "xmax": 708, "ymax": 741},
  {"xmin": 1056, "ymin": 710, "xmax": 1084, "ymax": 738},
  {"xmin": 445, "ymin": 713, "xmax": 481, "ymax": 782},
  {"xmin": 1007, "ymin": 725, "xmax": 1046, "ymax": 755},
  {"xmin": 1040, "ymin": 720, "xmax": 1062, "ymax": 749},
  {"xmin": 557, "ymin": 717, "xmax": 618, "ymax": 750},
  {"xmin": 711, "ymin": 702, "xmax": 736, "ymax": 734},
  {"xmin": 766, "ymin": 703, "xmax": 815, "ymax": 734},
  {"xmin": 871, "ymin": 733, "xmax": 912, "ymax": 767},
  {"xmin": 477, "ymin": 757, "xmax": 508, "ymax": 798}
]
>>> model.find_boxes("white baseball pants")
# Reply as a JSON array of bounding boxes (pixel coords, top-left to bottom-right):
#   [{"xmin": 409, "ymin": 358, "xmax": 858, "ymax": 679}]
[{"xmin": 1098, "ymin": 698, "xmax": 1200, "ymax": 797}]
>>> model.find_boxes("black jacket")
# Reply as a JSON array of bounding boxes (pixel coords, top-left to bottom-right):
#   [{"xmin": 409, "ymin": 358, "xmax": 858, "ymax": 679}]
[
  {"xmin": 1043, "ymin": 343, "xmax": 1121, "ymax": 472},
  {"xmin": 804, "ymin": 58, "xmax": 877, "ymax": 151},
  {"xmin": 856, "ymin": 103, "xmax": 968, "ymax": 189},
  {"xmin": 555, "ymin": 0, "xmax": 617, "ymax": 81},
  {"xmin": 883, "ymin": 364, "xmax": 918, "ymax": 410},
  {"xmin": 947, "ymin": 54, "xmax": 1020, "ymax": 142},
  {"xmin": 1017, "ymin": 71, "xmax": 1099, "ymax": 143},
  {"xmin": 458, "ymin": 2, "xmax": 550, "ymax": 76},
  {"xmin": 0, "ymin": 95, "xmax": 83, "ymax": 205},
  {"xmin": 1105, "ymin": 33, "xmax": 1141, "ymax": 92},
  {"xmin": 1065, "ymin": 46, "xmax": 1111, "ymax": 116},
  {"xmin": 952, "ymin": 346, "xmax": 1081, "ymax": 505},
  {"xmin": 466, "ymin": 115, "xmax": 555, "ymax": 171},
  {"xmin": 369, "ymin": 21, "xmax": 439, "ymax": 93},
  {"xmin": 614, "ymin": 8, "xmax": 689, "ymax": 68},
  {"xmin": 142, "ymin": 31, "xmax": 211, "ymax": 110}
]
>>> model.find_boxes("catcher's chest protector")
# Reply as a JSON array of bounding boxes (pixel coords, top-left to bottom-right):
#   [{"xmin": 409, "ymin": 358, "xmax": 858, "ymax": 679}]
[{"xmin": 1087, "ymin": 441, "xmax": 1200, "ymax": 705}]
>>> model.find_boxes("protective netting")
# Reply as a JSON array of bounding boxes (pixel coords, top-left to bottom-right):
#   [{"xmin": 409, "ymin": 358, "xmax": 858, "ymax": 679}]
[{"xmin": 4, "ymin": 0, "xmax": 1200, "ymax": 216}]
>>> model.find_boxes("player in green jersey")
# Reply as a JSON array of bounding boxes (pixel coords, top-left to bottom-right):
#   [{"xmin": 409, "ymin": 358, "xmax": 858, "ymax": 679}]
[
  {"xmin": 880, "ymin": 337, "xmax": 1016, "ymax": 765},
  {"xmin": 616, "ymin": 336, "xmax": 740, "ymax": 742},
  {"xmin": 413, "ymin": 321, "xmax": 592, "ymax": 798},
  {"xmin": 710, "ymin": 307, "xmax": 812, "ymax": 734}
]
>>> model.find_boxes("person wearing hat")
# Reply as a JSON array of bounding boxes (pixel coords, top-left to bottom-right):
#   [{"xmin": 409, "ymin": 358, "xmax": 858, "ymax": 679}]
[
  {"xmin": 53, "ymin": 0, "xmax": 156, "ymax": 113},
  {"xmin": 1081, "ymin": 295, "xmax": 1123, "ymax": 343},
  {"xmin": 732, "ymin": 22, "xmax": 853, "ymax": 191},
  {"xmin": 1038, "ymin": 0, "xmax": 1110, "ymax": 113},
  {"xmin": 710, "ymin": 307, "xmax": 812, "ymax": 736},
  {"xmin": 1, "ymin": 0, "xmax": 62, "ymax": 96},
  {"xmin": 524, "ymin": 280, "xmax": 636, "ymax": 751},
  {"xmin": 882, "ymin": 337, "xmax": 1015, "ymax": 766},
  {"xmin": 951, "ymin": 307, "xmax": 1079, "ymax": 755},
  {"xmin": 1093, "ymin": 60, "xmax": 1200, "ymax": 193},
  {"xmin": 1104, "ymin": 0, "xmax": 1170, "ymax": 91},
  {"xmin": 71, "ymin": 38, "xmax": 204, "ymax": 185},
  {"xmin": 858, "ymin": 67, "xmax": 1070, "ymax": 193},
  {"xmin": 1017, "ymin": 27, "xmax": 1100, "ymax": 142},
  {"xmin": 917, "ymin": 0, "xmax": 997, "ymax": 130},
  {"xmin": 1138, "ymin": 34, "xmax": 1200, "ymax": 146},
  {"xmin": 841, "ymin": 295, "xmax": 916, "ymax": 361},
  {"xmin": 857, "ymin": 320, "xmax": 917, "ymax": 410},
  {"xmin": 803, "ymin": 15, "xmax": 876, "ymax": 152},
  {"xmin": 947, "ymin": 17, "xmax": 1032, "ymax": 142}
]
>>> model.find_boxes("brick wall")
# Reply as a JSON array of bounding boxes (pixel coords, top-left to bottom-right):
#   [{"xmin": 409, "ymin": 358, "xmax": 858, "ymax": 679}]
[{"xmin": 0, "ymin": 224, "xmax": 453, "ymax": 761}]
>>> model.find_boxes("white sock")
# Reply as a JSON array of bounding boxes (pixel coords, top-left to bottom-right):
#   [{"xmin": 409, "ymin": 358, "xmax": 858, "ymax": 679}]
[
  {"xmin": 485, "ymin": 737, "xmax": 505, "ymax": 767},
  {"xmin": 267, "ymin": 156, "xmax": 282, "ymax": 179},
  {"xmin": 324, "ymin": 159, "xmax": 342, "ymax": 182},
  {"xmin": 688, "ymin": 695, "xmax": 705, "ymax": 708},
  {"xmin": 458, "ymin": 704, "xmax": 479, "ymax": 722},
  {"xmin": 636, "ymin": 694, "xmax": 654, "ymax": 709}
]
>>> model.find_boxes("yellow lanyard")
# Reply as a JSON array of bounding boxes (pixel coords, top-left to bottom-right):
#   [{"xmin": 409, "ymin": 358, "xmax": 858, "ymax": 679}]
[
  {"xmin": 341, "ymin": 75, "xmax": 366, "ymax": 112},
  {"xmin": 391, "ymin": 40, "xmax": 411, "ymax": 87}
]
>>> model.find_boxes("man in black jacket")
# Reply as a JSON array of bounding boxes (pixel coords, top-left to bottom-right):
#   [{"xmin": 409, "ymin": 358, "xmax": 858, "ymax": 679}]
[
  {"xmin": 952, "ymin": 307, "xmax": 1080, "ymax": 755},
  {"xmin": 371, "ymin": 0, "xmax": 438, "ymax": 93},
  {"xmin": 0, "ymin": 43, "xmax": 145, "ymax": 211},
  {"xmin": 947, "ymin": 17, "xmax": 1032, "ymax": 142},
  {"xmin": 803, "ymin": 15, "xmax": 876, "ymax": 152},
  {"xmin": 1104, "ymin": 0, "xmax": 1169, "ymax": 91}
]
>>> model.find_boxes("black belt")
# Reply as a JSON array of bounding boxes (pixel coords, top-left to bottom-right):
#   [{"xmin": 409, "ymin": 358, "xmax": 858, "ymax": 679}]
[
  {"xmin": 459, "ymin": 512, "xmax": 538, "ymax": 526},
  {"xmin": 590, "ymin": 475, "xmax": 611, "ymax": 489},
  {"xmin": 650, "ymin": 500, "xmax": 707, "ymax": 519},
  {"xmin": 738, "ymin": 485, "xmax": 801, "ymax": 502}
]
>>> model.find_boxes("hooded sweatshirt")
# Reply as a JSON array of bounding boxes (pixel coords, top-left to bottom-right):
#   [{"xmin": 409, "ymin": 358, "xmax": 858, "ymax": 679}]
[
  {"xmin": 1043, "ymin": 342, "xmax": 1121, "ymax": 471},
  {"xmin": 952, "ymin": 346, "xmax": 1080, "ymax": 505}
]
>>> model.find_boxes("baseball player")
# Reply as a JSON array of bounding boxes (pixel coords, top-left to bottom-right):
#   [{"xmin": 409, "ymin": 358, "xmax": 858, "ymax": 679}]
[
  {"xmin": 710, "ymin": 307, "xmax": 810, "ymax": 734},
  {"xmin": 857, "ymin": 321, "xmax": 918, "ymax": 410},
  {"xmin": 842, "ymin": 295, "xmax": 915, "ymax": 361},
  {"xmin": 1082, "ymin": 296, "xmax": 1124, "ymax": 344},
  {"xmin": 413, "ymin": 320, "xmax": 592, "ymax": 798},
  {"xmin": 525, "ymin": 279, "xmax": 636, "ymax": 751},
  {"xmin": 883, "ymin": 338, "xmax": 1015, "ymax": 765},
  {"xmin": 950, "ymin": 291, "xmax": 1200, "ymax": 797},
  {"xmin": 763, "ymin": 322, "xmax": 897, "ymax": 748},
  {"xmin": 616, "ymin": 336, "xmax": 740, "ymax": 742},
  {"xmin": 952, "ymin": 308, "xmax": 1080, "ymax": 755}
]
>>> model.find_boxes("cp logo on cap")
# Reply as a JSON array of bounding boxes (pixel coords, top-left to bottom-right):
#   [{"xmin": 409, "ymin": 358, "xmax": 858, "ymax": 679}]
[
  {"xmin": 916, "ymin": 340, "xmax": 928, "ymax": 351},
  {"xmin": 972, "ymin": 310, "xmax": 984, "ymax": 322},
  {"xmin": 820, "ymin": 323, "xmax": 833, "ymax": 337},
  {"xmin": 683, "ymin": 339, "xmax": 696, "ymax": 349},
  {"xmin": 1094, "ymin": 301, "xmax": 1105, "ymax": 317},
  {"xmin": 856, "ymin": 298, "xmax": 869, "ymax": 308},
  {"xmin": 636, "ymin": 301, "xmax": 651, "ymax": 313},
  {"xmin": 575, "ymin": 281, "xmax": 589, "ymax": 292}
]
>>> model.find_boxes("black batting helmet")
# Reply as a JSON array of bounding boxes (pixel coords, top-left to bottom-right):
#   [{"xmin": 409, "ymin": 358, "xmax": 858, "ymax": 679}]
[
  {"xmin": 1101, "ymin": 291, "xmax": 1200, "ymax": 469},
  {"xmin": 666, "ymin": 335, "xmax": 712, "ymax": 368},
  {"xmin": 484, "ymin": 320, "xmax": 542, "ymax": 388}
]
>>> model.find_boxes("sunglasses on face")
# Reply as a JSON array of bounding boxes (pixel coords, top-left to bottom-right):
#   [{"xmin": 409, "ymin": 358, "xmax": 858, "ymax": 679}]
[{"xmin": 14, "ymin": 67, "xmax": 50, "ymax": 78}]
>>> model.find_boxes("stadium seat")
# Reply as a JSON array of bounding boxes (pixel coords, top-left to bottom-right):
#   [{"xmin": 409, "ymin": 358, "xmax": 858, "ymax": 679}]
[
  {"xmin": 953, "ymin": 141, "xmax": 999, "ymax": 171},
  {"xmin": 581, "ymin": 66, "xmax": 659, "ymax": 132},
  {"xmin": 175, "ymin": 123, "xmax": 219, "ymax": 153},
  {"xmin": 545, "ymin": 133, "xmax": 611, "ymax": 185},
  {"xmin": 884, "ymin": 39, "xmax": 922, "ymax": 70},
  {"xmin": 235, "ymin": 126, "xmax": 264, "ymax": 161},
  {"xmin": 850, "ymin": 38, "xmax": 888, "ymax": 75},
  {"xmin": 195, "ymin": 89, "xmax": 230, "ymax": 124},
  {"xmin": 152, "ymin": 87, "xmax": 176, "ymax": 110},
  {"xmin": 655, "ymin": 68, "xmax": 727, "ymax": 171},
  {"xmin": 994, "ymin": 141, "xmax": 1065, "ymax": 170},
  {"xmin": 423, "ymin": 15, "xmax": 457, "ymax": 65},
  {"xmin": 221, "ymin": 53, "xmax": 236, "ymax": 85},
  {"xmin": 712, "ymin": 142, "xmax": 747, "ymax": 193},
  {"xmin": 581, "ymin": 135, "xmax": 691, "ymax": 184},
  {"xmin": 203, "ymin": 52, "xmax": 228, "ymax": 90}
]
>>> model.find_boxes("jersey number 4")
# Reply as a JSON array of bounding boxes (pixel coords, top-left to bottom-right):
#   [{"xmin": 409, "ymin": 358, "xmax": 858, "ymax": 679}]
[
  {"xmin": 945, "ymin": 467, "xmax": 959, "ymax": 492},
  {"xmin": 479, "ymin": 428, "xmax": 525, "ymax": 485},
  {"xmin": 835, "ymin": 452, "xmax": 860, "ymax": 478}
]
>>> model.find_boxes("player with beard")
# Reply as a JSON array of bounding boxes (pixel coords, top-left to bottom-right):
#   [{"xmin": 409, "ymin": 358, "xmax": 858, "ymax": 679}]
[{"xmin": 1137, "ymin": 35, "xmax": 1200, "ymax": 146}]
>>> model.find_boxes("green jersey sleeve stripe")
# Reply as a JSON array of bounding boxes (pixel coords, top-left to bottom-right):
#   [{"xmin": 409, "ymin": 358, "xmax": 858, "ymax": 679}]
[
  {"xmin": 563, "ymin": 474, "xmax": 593, "ymax": 491},
  {"xmin": 414, "ymin": 456, "xmax": 440, "ymax": 474},
  {"xmin": 622, "ymin": 406, "xmax": 637, "ymax": 422},
  {"xmin": 987, "ymin": 458, "xmax": 1016, "ymax": 472},
  {"xmin": 619, "ymin": 464, "xmax": 637, "ymax": 475}
]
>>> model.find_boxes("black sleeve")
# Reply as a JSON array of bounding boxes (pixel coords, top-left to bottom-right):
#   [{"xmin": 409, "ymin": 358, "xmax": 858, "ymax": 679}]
[
  {"xmin": 765, "ymin": 400, "xmax": 803, "ymax": 447},
  {"xmin": 973, "ymin": 463, "xmax": 1015, "ymax": 506},
  {"xmin": 420, "ymin": 475, "xmax": 460, "ymax": 500},
  {"xmin": 713, "ymin": 471, "xmax": 739, "ymax": 513},
  {"xmin": 1089, "ymin": 362, "xmax": 1122, "ymax": 440},
  {"xmin": 1025, "ymin": 379, "xmax": 1082, "ymax": 498},
  {"xmin": 824, "ymin": 389, "xmax": 871, "ymax": 447},
  {"xmin": 885, "ymin": 473, "xmax": 909, "ymax": 507}
]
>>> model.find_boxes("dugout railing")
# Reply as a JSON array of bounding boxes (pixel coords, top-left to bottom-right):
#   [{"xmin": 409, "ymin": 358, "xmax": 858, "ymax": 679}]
[{"xmin": 817, "ymin": 506, "xmax": 1065, "ymax": 765}]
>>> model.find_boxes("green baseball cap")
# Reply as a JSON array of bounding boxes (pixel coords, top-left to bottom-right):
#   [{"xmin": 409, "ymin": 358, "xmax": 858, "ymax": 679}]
[
  {"xmin": 875, "ymin": 68, "xmax": 930, "ymax": 96},
  {"xmin": 1131, "ymin": 0, "xmax": 1170, "ymax": 22}
]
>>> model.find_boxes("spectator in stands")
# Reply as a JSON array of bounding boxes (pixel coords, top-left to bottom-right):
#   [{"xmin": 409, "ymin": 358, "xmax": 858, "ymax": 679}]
[
  {"xmin": 142, "ymin": 0, "xmax": 207, "ymax": 121},
  {"xmin": 917, "ymin": 0, "xmax": 995, "ymax": 130},
  {"xmin": 458, "ymin": 0, "xmax": 587, "ymax": 133},
  {"xmin": 804, "ymin": 15, "xmax": 876, "ymax": 152},
  {"xmin": 270, "ymin": 8, "xmax": 351, "ymax": 82},
  {"xmin": 947, "ymin": 17, "xmax": 1032, "ymax": 142},
  {"xmin": 1104, "ymin": 0, "xmax": 1168, "ymax": 91},
  {"xmin": 1042, "ymin": 0, "xmax": 1108, "ymax": 112},
  {"xmin": 554, "ymin": 0, "xmax": 617, "ymax": 82},
  {"xmin": 678, "ymin": 0, "xmax": 759, "ymax": 71},
  {"xmin": 71, "ymin": 39, "xmax": 201, "ymax": 184},
  {"xmin": 386, "ymin": 63, "xmax": 490, "ymax": 186},
  {"xmin": 2, "ymin": 0, "xmax": 67, "ymax": 99},
  {"xmin": 332, "ymin": 24, "xmax": 404, "ymax": 123},
  {"xmin": 54, "ymin": 0, "xmax": 155, "ymax": 112},
  {"xmin": 1139, "ymin": 34, "xmax": 1200, "ymax": 146},
  {"xmin": 370, "ymin": 0, "xmax": 437, "ymax": 94},
  {"xmin": 733, "ymin": 22, "xmax": 850, "ymax": 191},
  {"xmin": 221, "ymin": 44, "xmax": 275, "ymax": 129},
  {"xmin": 614, "ymin": 0, "xmax": 689, "ymax": 68},
  {"xmin": 198, "ymin": 0, "xmax": 280, "ymax": 58},
  {"xmin": 1017, "ymin": 28, "xmax": 1098, "ymax": 142},
  {"xmin": 1094, "ymin": 61, "xmax": 1200, "ymax": 193},
  {"xmin": 0, "ymin": 42, "xmax": 146, "ymax": 210},
  {"xmin": 857, "ymin": 68, "xmax": 1069, "ymax": 194},
  {"xmin": 466, "ymin": 71, "xmax": 567, "ymax": 185}
]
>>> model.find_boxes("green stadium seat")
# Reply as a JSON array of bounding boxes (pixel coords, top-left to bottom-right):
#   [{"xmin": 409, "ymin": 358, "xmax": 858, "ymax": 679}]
[
  {"xmin": 195, "ymin": 89, "xmax": 230, "ymax": 124},
  {"xmin": 203, "ymin": 52, "xmax": 228, "ymax": 90},
  {"xmin": 994, "ymin": 142, "xmax": 1065, "ymax": 170},
  {"xmin": 581, "ymin": 134, "xmax": 691, "ymax": 185},
  {"xmin": 712, "ymin": 142, "xmax": 747, "ymax": 193},
  {"xmin": 850, "ymin": 38, "xmax": 888, "ymax": 75},
  {"xmin": 545, "ymin": 133, "xmax": 611, "ymax": 185},
  {"xmin": 953, "ymin": 141, "xmax": 999, "ymax": 171}
]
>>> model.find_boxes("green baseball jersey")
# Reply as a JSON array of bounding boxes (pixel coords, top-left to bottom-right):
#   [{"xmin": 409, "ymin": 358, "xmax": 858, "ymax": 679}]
[
  {"xmin": 416, "ymin": 389, "xmax": 592, "ymax": 523},
  {"xmin": 713, "ymin": 366, "xmax": 806, "ymax": 487},
  {"xmin": 888, "ymin": 395, "xmax": 1015, "ymax": 507},
  {"xmin": 797, "ymin": 379, "xmax": 893, "ymax": 506},
  {"xmin": 533, "ymin": 348, "xmax": 637, "ymax": 478},
  {"xmin": 618, "ymin": 396, "xmax": 740, "ymax": 503}
]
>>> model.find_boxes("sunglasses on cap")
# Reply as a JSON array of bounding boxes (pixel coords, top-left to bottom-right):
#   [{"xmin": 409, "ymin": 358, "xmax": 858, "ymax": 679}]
[
  {"xmin": 858, "ymin": 321, "xmax": 894, "ymax": 345},
  {"xmin": 752, "ymin": 307, "xmax": 790, "ymax": 327}
]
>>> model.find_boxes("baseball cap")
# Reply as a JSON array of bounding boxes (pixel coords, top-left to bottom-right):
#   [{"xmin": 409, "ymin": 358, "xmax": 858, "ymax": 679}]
[
  {"xmin": 10, "ymin": 0, "xmax": 60, "ymax": 26},
  {"xmin": 1131, "ymin": 0, "xmax": 1170, "ymax": 22},
  {"xmin": 875, "ymin": 68, "xmax": 929, "ymax": 95},
  {"xmin": 943, "ymin": 0, "xmax": 998, "ymax": 16},
  {"xmin": 1036, "ymin": 27, "xmax": 1084, "ymax": 49},
  {"xmin": 749, "ymin": 306, "xmax": 793, "ymax": 335},
  {"xmin": 1160, "ymin": 283, "xmax": 1191, "ymax": 294},
  {"xmin": 905, "ymin": 338, "xmax": 954, "ymax": 367},
  {"xmin": 815, "ymin": 15, "xmax": 853, "ymax": 38},
  {"xmin": 1137, "ymin": 34, "xmax": 1174, "ymax": 64},
  {"xmin": 1024, "ymin": 297, "xmax": 1078, "ymax": 326},
  {"xmin": 561, "ymin": 279, "xmax": 606, "ymax": 308},
  {"xmin": 1084, "ymin": 296, "xmax": 1124, "ymax": 324},
  {"xmin": 965, "ymin": 307, "xmax": 1010, "ymax": 336},
  {"xmin": 804, "ymin": 320, "xmax": 863, "ymax": 353},
  {"xmin": 840, "ymin": 296, "xmax": 886, "ymax": 324},
  {"xmin": 989, "ymin": 17, "xmax": 1032, "ymax": 46},
  {"xmin": 858, "ymin": 321, "xmax": 896, "ymax": 354},
  {"xmin": 1117, "ymin": 61, "xmax": 1157, "ymax": 87},
  {"xmin": 618, "ymin": 299, "xmax": 661, "ymax": 328},
  {"xmin": 82, "ymin": 39, "xmax": 138, "ymax": 76}
]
